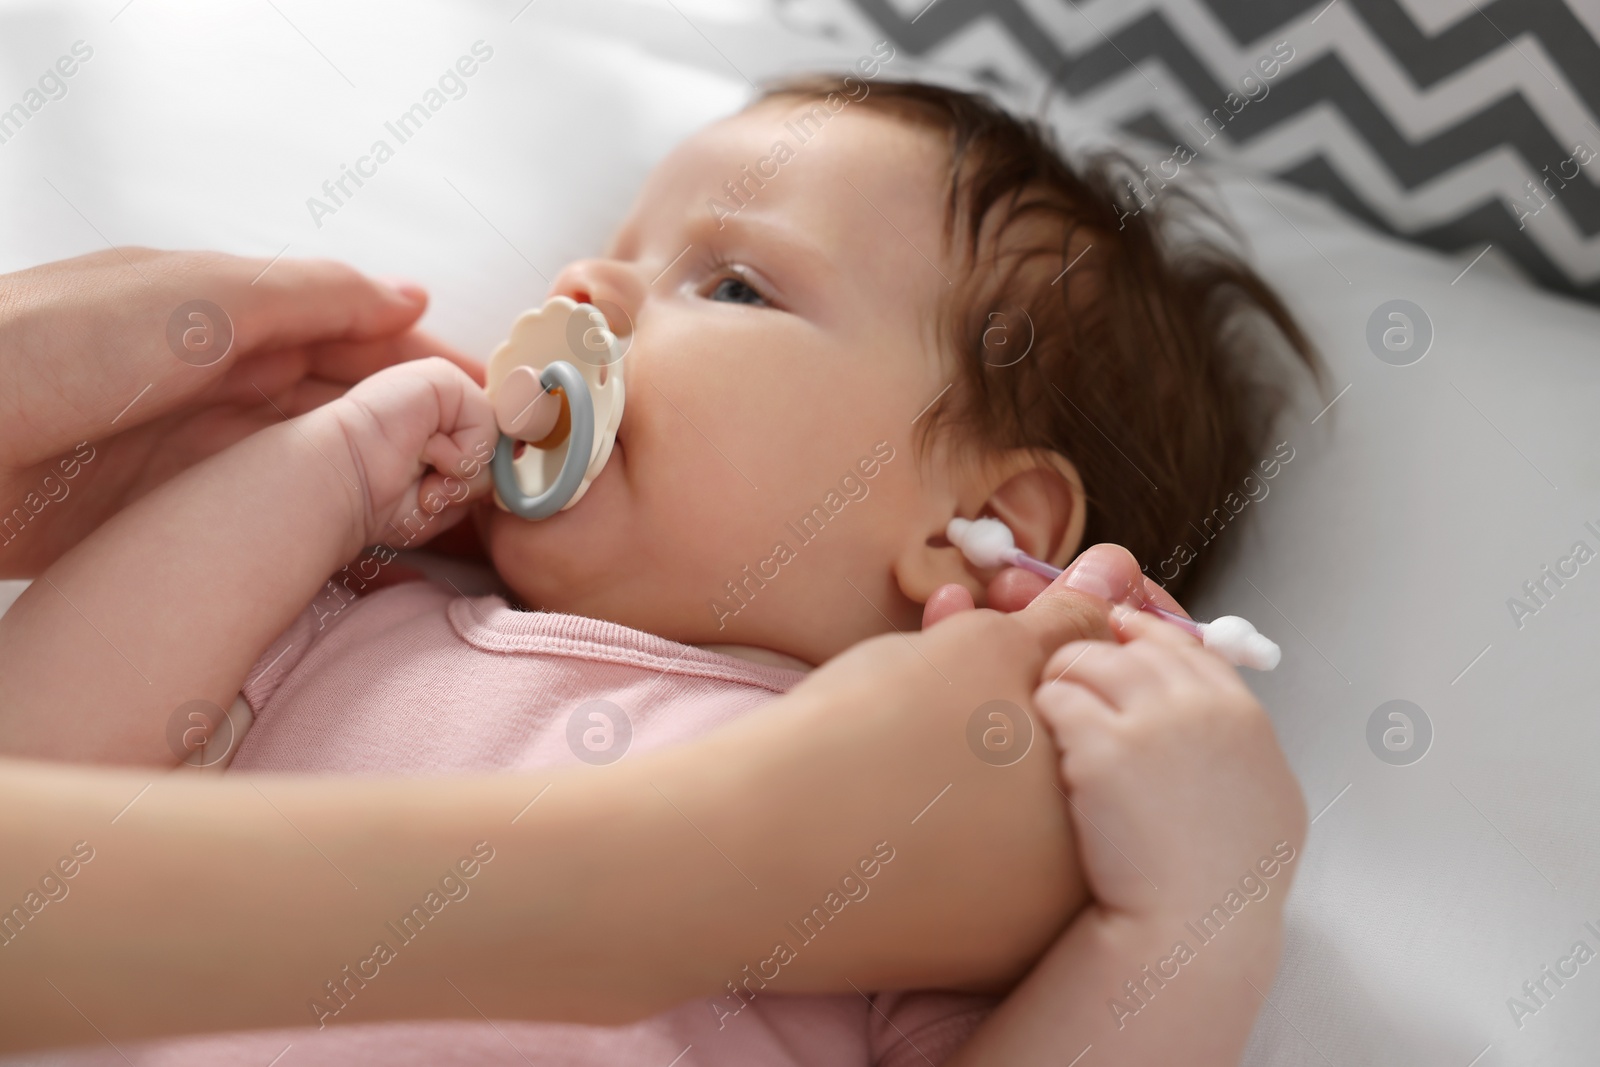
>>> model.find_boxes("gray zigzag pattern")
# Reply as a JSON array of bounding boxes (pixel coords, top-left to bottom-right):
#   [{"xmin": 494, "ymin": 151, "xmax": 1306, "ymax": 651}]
[{"xmin": 842, "ymin": 0, "xmax": 1600, "ymax": 303}]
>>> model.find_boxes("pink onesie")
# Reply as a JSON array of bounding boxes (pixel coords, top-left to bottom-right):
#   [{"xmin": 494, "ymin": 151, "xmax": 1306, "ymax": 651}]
[{"xmin": 54, "ymin": 580, "xmax": 994, "ymax": 1066}]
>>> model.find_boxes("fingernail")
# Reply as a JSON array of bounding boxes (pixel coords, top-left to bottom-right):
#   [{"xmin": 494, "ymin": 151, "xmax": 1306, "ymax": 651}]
[
  {"xmin": 377, "ymin": 276, "xmax": 427, "ymax": 304},
  {"xmin": 1060, "ymin": 555, "xmax": 1122, "ymax": 601}
]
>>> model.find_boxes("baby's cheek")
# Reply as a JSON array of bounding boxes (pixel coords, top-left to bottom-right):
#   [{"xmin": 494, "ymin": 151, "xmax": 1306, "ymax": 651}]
[{"xmin": 477, "ymin": 509, "xmax": 542, "ymax": 599}]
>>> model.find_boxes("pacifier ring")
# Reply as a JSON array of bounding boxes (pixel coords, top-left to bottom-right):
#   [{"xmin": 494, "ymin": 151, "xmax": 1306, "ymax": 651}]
[{"xmin": 492, "ymin": 360, "xmax": 595, "ymax": 520}]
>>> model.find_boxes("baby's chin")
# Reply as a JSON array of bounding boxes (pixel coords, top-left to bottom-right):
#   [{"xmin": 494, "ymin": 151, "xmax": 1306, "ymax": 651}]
[
  {"xmin": 475, "ymin": 504, "xmax": 572, "ymax": 611},
  {"xmin": 472, "ymin": 440, "xmax": 633, "ymax": 607},
  {"xmin": 474, "ymin": 491, "xmax": 641, "ymax": 618},
  {"xmin": 473, "ymin": 499, "xmax": 737, "ymax": 646}
]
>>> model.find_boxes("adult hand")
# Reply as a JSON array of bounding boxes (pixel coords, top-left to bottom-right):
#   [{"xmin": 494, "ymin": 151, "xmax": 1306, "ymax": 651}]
[
  {"xmin": 921, "ymin": 544, "xmax": 1190, "ymax": 626},
  {"xmin": 718, "ymin": 543, "xmax": 1167, "ymax": 996},
  {"xmin": 0, "ymin": 548, "xmax": 1162, "ymax": 1050},
  {"xmin": 0, "ymin": 248, "xmax": 481, "ymax": 577}
]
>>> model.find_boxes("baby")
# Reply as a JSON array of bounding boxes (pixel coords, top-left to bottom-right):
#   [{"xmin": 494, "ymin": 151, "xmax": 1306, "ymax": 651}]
[{"xmin": 5, "ymin": 75, "xmax": 1312, "ymax": 1064}]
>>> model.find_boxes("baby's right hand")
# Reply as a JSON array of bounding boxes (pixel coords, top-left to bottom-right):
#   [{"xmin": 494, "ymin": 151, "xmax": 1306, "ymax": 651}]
[
  {"xmin": 313, "ymin": 356, "xmax": 500, "ymax": 550},
  {"xmin": 1034, "ymin": 608, "xmax": 1307, "ymax": 924}
]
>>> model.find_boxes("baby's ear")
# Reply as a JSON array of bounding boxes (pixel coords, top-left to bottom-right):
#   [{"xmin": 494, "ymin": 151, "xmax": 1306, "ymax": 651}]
[
  {"xmin": 894, "ymin": 450, "xmax": 1086, "ymax": 613},
  {"xmin": 894, "ymin": 527, "xmax": 985, "ymax": 611},
  {"xmin": 983, "ymin": 452, "xmax": 1086, "ymax": 569}
]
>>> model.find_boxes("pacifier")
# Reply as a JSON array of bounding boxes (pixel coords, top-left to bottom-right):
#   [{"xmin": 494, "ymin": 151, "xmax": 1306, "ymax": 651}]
[{"xmin": 485, "ymin": 296, "xmax": 625, "ymax": 519}]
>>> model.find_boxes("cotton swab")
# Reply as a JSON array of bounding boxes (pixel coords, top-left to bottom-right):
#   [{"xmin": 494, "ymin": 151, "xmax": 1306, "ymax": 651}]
[{"xmin": 945, "ymin": 516, "xmax": 1281, "ymax": 671}]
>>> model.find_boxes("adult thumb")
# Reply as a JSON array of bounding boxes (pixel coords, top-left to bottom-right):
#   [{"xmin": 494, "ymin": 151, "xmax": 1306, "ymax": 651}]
[{"xmin": 1014, "ymin": 543, "xmax": 1150, "ymax": 657}]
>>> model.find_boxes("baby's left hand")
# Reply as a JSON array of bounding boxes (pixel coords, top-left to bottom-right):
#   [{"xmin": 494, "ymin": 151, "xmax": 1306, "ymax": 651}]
[{"xmin": 1034, "ymin": 608, "xmax": 1307, "ymax": 924}]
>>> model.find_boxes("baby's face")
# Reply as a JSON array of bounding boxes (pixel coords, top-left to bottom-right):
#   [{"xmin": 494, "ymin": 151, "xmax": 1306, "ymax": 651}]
[{"xmin": 479, "ymin": 101, "xmax": 969, "ymax": 665}]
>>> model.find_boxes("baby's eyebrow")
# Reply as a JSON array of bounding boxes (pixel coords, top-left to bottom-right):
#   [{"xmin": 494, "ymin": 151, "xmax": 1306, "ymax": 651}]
[{"xmin": 698, "ymin": 213, "xmax": 830, "ymax": 275}]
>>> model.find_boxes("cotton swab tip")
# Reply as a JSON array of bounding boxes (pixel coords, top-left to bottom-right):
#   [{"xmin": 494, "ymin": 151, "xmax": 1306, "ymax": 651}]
[
  {"xmin": 945, "ymin": 517, "xmax": 1017, "ymax": 569},
  {"xmin": 1201, "ymin": 615, "xmax": 1281, "ymax": 671}
]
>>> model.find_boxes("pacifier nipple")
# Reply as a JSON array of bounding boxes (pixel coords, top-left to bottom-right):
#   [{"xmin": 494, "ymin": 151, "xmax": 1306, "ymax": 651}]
[
  {"xmin": 493, "ymin": 365, "xmax": 565, "ymax": 445},
  {"xmin": 485, "ymin": 297, "xmax": 626, "ymax": 517}
]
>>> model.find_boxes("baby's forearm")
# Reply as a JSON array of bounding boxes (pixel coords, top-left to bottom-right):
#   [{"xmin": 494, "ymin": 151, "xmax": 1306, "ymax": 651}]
[
  {"xmin": 0, "ymin": 412, "xmax": 363, "ymax": 762},
  {"xmin": 948, "ymin": 905, "xmax": 1283, "ymax": 1066}
]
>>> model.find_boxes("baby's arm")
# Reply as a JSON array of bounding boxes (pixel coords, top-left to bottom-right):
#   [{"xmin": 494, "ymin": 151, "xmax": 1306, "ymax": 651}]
[
  {"xmin": 0, "ymin": 357, "xmax": 497, "ymax": 764},
  {"xmin": 946, "ymin": 607, "xmax": 1308, "ymax": 1066}
]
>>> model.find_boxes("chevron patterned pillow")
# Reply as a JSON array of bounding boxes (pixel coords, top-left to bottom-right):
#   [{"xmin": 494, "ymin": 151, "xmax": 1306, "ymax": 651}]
[{"xmin": 815, "ymin": 0, "xmax": 1600, "ymax": 305}]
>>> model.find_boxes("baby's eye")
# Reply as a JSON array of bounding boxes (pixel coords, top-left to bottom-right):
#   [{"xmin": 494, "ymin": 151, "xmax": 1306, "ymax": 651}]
[{"xmin": 707, "ymin": 273, "xmax": 768, "ymax": 307}]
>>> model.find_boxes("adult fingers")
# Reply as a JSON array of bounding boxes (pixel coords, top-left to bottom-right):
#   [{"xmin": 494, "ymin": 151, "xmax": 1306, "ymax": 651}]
[
  {"xmin": 279, "ymin": 379, "xmax": 350, "ymax": 418},
  {"xmin": 1012, "ymin": 543, "xmax": 1151, "ymax": 659},
  {"xmin": 921, "ymin": 583, "xmax": 975, "ymax": 628},
  {"xmin": 1048, "ymin": 543, "xmax": 1189, "ymax": 618},
  {"xmin": 226, "ymin": 256, "xmax": 429, "ymax": 353},
  {"xmin": 302, "ymin": 327, "xmax": 486, "ymax": 386},
  {"xmin": 921, "ymin": 543, "xmax": 1198, "ymax": 650},
  {"xmin": 998, "ymin": 543, "xmax": 1190, "ymax": 617},
  {"xmin": 10, "ymin": 251, "xmax": 428, "ymax": 452},
  {"xmin": 990, "ymin": 546, "xmax": 1192, "ymax": 621},
  {"xmin": 919, "ymin": 568, "xmax": 1057, "ymax": 628},
  {"xmin": 986, "ymin": 567, "xmax": 1050, "ymax": 612},
  {"xmin": 212, "ymin": 331, "xmax": 485, "ymax": 411}
]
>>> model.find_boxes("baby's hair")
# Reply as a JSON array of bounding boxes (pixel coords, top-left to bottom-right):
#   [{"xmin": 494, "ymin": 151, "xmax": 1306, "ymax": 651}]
[{"xmin": 757, "ymin": 76, "xmax": 1322, "ymax": 600}]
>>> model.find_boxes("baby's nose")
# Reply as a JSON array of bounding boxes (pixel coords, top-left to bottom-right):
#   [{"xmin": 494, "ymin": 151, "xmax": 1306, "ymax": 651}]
[{"xmin": 547, "ymin": 258, "xmax": 643, "ymax": 340}]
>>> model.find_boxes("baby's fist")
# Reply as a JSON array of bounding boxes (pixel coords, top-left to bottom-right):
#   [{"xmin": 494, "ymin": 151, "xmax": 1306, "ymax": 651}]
[
  {"xmin": 1034, "ymin": 608, "xmax": 1306, "ymax": 923},
  {"xmin": 322, "ymin": 356, "xmax": 499, "ymax": 549}
]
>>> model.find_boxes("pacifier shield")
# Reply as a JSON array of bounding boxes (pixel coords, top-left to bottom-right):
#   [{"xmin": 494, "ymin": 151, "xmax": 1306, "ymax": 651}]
[{"xmin": 486, "ymin": 297, "xmax": 625, "ymax": 514}]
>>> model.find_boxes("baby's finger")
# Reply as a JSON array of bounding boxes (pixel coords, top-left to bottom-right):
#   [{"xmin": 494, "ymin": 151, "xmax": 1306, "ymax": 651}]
[
  {"xmin": 388, "ymin": 357, "xmax": 498, "ymax": 481},
  {"xmin": 1110, "ymin": 603, "xmax": 1205, "ymax": 650},
  {"xmin": 421, "ymin": 430, "xmax": 496, "ymax": 497},
  {"xmin": 1105, "ymin": 608, "xmax": 1217, "ymax": 691},
  {"xmin": 418, "ymin": 468, "xmax": 489, "ymax": 511},
  {"xmin": 985, "ymin": 567, "xmax": 1051, "ymax": 612},
  {"xmin": 379, "ymin": 482, "xmax": 474, "ymax": 547},
  {"xmin": 1112, "ymin": 604, "xmax": 1257, "ymax": 685},
  {"xmin": 1040, "ymin": 639, "xmax": 1105, "ymax": 688},
  {"xmin": 1033, "ymin": 678, "xmax": 1115, "ymax": 740},
  {"xmin": 1128, "ymin": 574, "xmax": 1192, "ymax": 620},
  {"xmin": 1039, "ymin": 638, "xmax": 1184, "ymax": 707}
]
